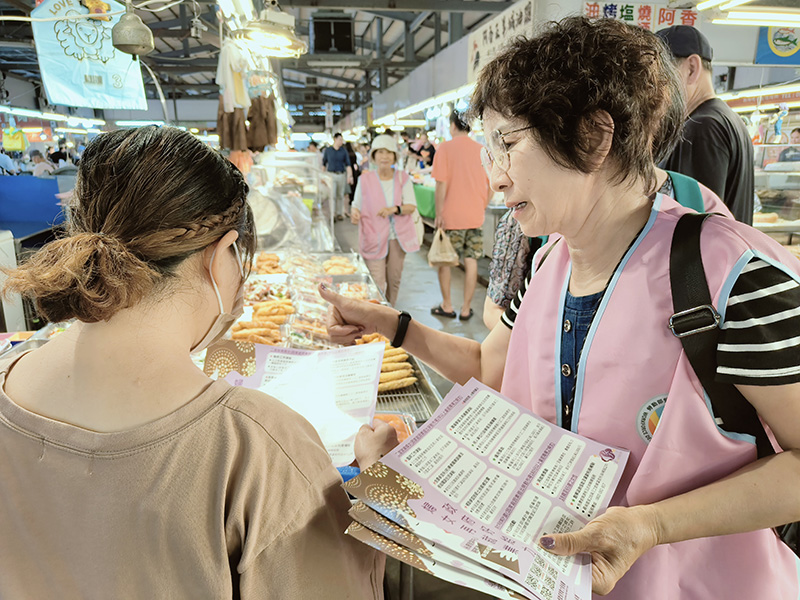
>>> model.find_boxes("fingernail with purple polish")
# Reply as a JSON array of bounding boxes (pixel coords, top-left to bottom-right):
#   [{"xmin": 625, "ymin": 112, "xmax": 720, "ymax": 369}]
[{"xmin": 540, "ymin": 536, "xmax": 555, "ymax": 550}]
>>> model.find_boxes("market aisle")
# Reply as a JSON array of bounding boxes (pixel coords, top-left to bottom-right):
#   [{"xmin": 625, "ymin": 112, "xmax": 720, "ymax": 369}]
[{"xmin": 335, "ymin": 219, "xmax": 495, "ymax": 600}]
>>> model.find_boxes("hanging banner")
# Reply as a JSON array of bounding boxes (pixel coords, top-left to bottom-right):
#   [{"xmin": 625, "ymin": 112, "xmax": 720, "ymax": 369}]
[
  {"xmin": 583, "ymin": 2, "xmax": 699, "ymax": 32},
  {"xmin": 31, "ymin": 0, "xmax": 147, "ymax": 110},
  {"xmin": 467, "ymin": 0, "xmax": 534, "ymax": 84},
  {"xmin": 755, "ymin": 27, "xmax": 800, "ymax": 65}
]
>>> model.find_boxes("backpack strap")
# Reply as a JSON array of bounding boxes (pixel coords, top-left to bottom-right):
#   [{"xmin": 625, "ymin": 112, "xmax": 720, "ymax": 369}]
[
  {"xmin": 669, "ymin": 212, "xmax": 773, "ymax": 459},
  {"xmin": 667, "ymin": 170, "xmax": 705, "ymax": 214}
]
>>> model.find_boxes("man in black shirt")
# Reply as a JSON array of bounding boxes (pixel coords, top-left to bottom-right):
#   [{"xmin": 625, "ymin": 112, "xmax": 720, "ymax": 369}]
[{"xmin": 657, "ymin": 25, "xmax": 754, "ymax": 224}]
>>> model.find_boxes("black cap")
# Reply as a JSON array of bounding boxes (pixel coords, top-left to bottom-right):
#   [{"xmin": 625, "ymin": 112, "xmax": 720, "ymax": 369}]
[{"xmin": 656, "ymin": 25, "xmax": 713, "ymax": 62}]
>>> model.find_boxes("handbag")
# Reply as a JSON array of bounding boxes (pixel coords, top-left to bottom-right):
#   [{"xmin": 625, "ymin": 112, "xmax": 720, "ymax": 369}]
[
  {"xmin": 669, "ymin": 212, "xmax": 799, "ymax": 556},
  {"xmin": 428, "ymin": 228, "xmax": 459, "ymax": 268},
  {"xmin": 412, "ymin": 208, "xmax": 425, "ymax": 246}
]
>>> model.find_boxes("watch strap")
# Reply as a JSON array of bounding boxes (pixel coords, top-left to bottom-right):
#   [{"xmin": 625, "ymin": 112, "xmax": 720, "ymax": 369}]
[
  {"xmin": 391, "ymin": 310, "xmax": 412, "ymax": 347},
  {"xmin": 395, "ymin": 205, "xmax": 402, "ymax": 215}
]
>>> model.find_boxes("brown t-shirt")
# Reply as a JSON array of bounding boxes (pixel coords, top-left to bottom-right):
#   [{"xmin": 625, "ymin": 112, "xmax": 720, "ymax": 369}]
[{"xmin": 0, "ymin": 358, "xmax": 383, "ymax": 599}]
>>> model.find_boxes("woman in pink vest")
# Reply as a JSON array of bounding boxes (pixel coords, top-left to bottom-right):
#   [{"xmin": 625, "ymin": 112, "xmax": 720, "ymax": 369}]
[
  {"xmin": 351, "ymin": 134, "xmax": 420, "ymax": 305},
  {"xmin": 321, "ymin": 17, "xmax": 800, "ymax": 599}
]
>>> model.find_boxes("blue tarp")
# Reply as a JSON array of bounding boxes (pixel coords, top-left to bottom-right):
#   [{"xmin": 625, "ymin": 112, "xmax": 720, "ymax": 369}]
[{"xmin": 0, "ymin": 176, "xmax": 65, "ymax": 239}]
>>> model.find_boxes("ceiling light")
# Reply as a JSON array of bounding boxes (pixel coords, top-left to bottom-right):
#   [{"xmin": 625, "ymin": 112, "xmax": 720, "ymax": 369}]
[
  {"xmin": 115, "ymin": 120, "xmax": 165, "ymax": 127},
  {"xmin": 718, "ymin": 0, "xmax": 757, "ymax": 9},
  {"xmin": 732, "ymin": 100, "xmax": 800, "ymax": 113},
  {"xmin": 111, "ymin": 5, "xmax": 154, "ymax": 56},
  {"xmin": 233, "ymin": 8, "xmax": 307, "ymax": 58},
  {"xmin": 696, "ymin": 0, "xmax": 727, "ymax": 9},
  {"xmin": 714, "ymin": 10, "xmax": 800, "ymax": 26},
  {"xmin": 719, "ymin": 82, "xmax": 800, "ymax": 101}
]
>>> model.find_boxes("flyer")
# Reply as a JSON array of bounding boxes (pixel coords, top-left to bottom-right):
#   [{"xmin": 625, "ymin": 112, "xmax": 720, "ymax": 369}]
[
  {"xmin": 204, "ymin": 340, "xmax": 383, "ymax": 466},
  {"xmin": 345, "ymin": 379, "xmax": 629, "ymax": 600}
]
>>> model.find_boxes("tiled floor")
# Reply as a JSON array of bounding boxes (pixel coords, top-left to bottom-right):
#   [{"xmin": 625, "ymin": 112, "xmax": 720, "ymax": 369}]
[{"xmin": 335, "ymin": 220, "xmax": 495, "ymax": 599}]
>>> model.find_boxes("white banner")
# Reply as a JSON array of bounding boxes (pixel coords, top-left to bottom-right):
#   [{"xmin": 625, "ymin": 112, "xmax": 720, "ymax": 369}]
[
  {"xmin": 467, "ymin": 0, "xmax": 535, "ymax": 84},
  {"xmin": 31, "ymin": 0, "xmax": 146, "ymax": 110}
]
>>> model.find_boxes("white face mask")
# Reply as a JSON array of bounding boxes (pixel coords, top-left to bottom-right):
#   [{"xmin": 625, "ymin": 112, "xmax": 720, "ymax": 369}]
[{"xmin": 191, "ymin": 243, "xmax": 245, "ymax": 354}]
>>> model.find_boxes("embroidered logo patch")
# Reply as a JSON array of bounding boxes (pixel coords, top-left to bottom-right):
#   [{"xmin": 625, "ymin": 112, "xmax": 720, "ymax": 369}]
[{"xmin": 636, "ymin": 395, "xmax": 667, "ymax": 443}]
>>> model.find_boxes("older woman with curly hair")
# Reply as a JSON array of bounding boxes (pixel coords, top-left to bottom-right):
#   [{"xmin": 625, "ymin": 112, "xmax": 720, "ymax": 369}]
[{"xmin": 321, "ymin": 16, "xmax": 800, "ymax": 598}]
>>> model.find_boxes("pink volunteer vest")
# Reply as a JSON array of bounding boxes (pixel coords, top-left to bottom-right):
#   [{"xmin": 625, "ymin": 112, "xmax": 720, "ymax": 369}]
[
  {"xmin": 358, "ymin": 170, "xmax": 420, "ymax": 260},
  {"xmin": 502, "ymin": 195, "xmax": 800, "ymax": 599}
]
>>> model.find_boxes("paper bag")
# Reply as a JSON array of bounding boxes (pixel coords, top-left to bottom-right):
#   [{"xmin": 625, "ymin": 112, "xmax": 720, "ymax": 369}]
[
  {"xmin": 412, "ymin": 209, "xmax": 425, "ymax": 246},
  {"xmin": 428, "ymin": 228, "xmax": 459, "ymax": 268}
]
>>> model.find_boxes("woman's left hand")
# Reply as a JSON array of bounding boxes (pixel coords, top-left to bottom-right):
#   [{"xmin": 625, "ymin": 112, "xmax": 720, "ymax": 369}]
[
  {"xmin": 539, "ymin": 505, "xmax": 660, "ymax": 596},
  {"xmin": 377, "ymin": 206, "xmax": 395, "ymax": 218}
]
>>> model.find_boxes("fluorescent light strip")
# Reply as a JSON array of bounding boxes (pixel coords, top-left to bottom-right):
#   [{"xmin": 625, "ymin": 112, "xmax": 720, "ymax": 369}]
[
  {"xmin": 719, "ymin": 83, "xmax": 800, "ymax": 101},
  {"xmin": 725, "ymin": 10, "xmax": 800, "ymax": 21},
  {"xmin": 696, "ymin": 0, "xmax": 727, "ymax": 10},
  {"xmin": 713, "ymin": 18, "xmax": 800, "ymax": 26},
  {"xmin": 719, "ymin": 0, "xmax": 756, "ymax": 9},
  {"xmin": 732, "ymin": 100, "xmax": 800, "ymax": 113},
  {"xmin": 115, "ymin": 120, "xmax": 165, "ymax": 127},
  {"xmin": 54, "ymin": 127, "xmax": 88, "ymax": 134}
]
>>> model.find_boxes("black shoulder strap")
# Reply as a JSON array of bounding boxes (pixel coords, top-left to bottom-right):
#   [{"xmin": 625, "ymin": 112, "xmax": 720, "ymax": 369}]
[{"xmin": 669, "ymin": 212, "xmax": 773, "ymax": 459}]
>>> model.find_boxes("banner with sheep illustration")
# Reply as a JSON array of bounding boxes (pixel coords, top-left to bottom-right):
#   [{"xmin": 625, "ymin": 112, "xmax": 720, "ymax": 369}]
[{"xmin": 31, "ymin": 0, "xmax": 146, "ymax": 110}]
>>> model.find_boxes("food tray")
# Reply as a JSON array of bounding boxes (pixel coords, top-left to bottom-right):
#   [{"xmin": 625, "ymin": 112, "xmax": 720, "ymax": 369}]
[{"xmin": 376, "ymin": 355, "xmax": 442, "ymax": 424}]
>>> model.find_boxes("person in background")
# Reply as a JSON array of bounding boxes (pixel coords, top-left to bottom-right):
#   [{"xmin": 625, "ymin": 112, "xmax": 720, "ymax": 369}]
[
  {"xmin": 657, "ymin": 25, "xmax": 754, "ymax": 224},
  {"xmin": 344, "ymin": 141, "xmax": 361, "ymax": 218},
  {"xmin": 0, "ymin": 147, "xmax": 18, "ymax": 175},
  {"xmin": 307, "ymin": 141, "xmax": 319, "ymax": 152},
  {"xmin": 430, "ymin": 112, "xmax": 492, "ymax": 320},
  {"xmin": 321, "ymin": 18, "xmax": 800, "ymax": 599},
  {"xmin": 408, "ymin": 131, "xmax": 436, "ymax": 168},
  {"xmin": 29, "ymin": 149, "xmax": 54, "ymax": 177},
  {"xmin": 49, "ymin": 142, "xmax": 69, "ymax": 166},
  {"xmin": 322, "ymin": 132, "xmax": 354, "ymax": 221},
  {"xmin": 0, "ymin": 126, "xmax": 395, "ymax": 598},
  {"xmin": 350, "ymin": 135, "xmax": 419, "ymax": 305},
  {"xmin": 779, "ymin": 127, "xmax": 800, "ymax": 162}
]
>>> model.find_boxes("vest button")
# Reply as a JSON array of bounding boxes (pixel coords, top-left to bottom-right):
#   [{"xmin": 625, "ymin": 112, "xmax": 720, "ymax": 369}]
[
  {"xmin": 561, "ymin": 363, "xmax": 572, "ymax": 377},
  {"xmin": 563, "ymin": 319, "xmax": 572, "ymax": 333}
]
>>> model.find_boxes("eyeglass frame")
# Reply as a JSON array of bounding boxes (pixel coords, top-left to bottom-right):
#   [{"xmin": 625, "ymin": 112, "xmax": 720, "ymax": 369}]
[{"xmin": 480, "ymin": 125, "xmax": 535, "ymax": 178}]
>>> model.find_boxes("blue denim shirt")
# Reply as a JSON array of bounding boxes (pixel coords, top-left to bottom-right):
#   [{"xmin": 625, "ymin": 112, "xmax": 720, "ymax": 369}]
[{"xmin": 560, "ymin": 289, "xmax": 604, "ymax": 430}]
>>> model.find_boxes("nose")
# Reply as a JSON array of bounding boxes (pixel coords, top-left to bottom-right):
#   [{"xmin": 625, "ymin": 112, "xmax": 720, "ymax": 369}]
[{"xmin": 489, "ymin": 164, "xmax": 510, "ymax": 193}]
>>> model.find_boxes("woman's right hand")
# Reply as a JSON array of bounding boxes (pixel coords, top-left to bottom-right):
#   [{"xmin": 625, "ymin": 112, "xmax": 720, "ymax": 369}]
[
  {"xmin": 354, "ymin": 421, "xmax": 399, "ymax": 470},
  {"xmin": 319, "ymin": 283, "xmax": 394, "ymax": 345},
  {"xmin": 350, "ymin": 207, "xmax": 361, "ymax": 225}
]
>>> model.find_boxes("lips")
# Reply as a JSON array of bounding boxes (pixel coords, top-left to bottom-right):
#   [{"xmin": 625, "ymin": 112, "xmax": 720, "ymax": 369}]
[{"xmin": 508, "ymin": 201, "xmax": 528, "ymax": 214}]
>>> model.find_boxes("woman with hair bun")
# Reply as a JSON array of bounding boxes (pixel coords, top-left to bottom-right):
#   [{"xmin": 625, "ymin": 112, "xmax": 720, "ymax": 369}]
[
  {"xmin": 321, "ymin": 17, "xmax": 800, "ymax": 598},
  {"xmin": 0, "ymin": 126, "xmax": 394, "ymax": 598}
]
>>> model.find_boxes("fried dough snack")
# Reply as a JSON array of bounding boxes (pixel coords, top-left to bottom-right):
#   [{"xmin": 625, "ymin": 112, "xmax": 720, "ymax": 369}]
[{"xmin": 377, "ymin": 377, "xmax": 417, "ymax": 392}]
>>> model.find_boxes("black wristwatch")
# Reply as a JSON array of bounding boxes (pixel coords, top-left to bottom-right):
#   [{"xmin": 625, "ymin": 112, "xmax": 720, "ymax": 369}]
[
  {"xmin": 395, "ymin": 205, "xmax": 402, "ymax": 215},
  {"xmin": 391, "ymin": 311, "xmax": 412, "ymax": 347}
]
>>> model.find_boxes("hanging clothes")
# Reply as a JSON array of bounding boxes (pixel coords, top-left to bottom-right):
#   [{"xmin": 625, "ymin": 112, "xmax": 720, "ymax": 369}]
[
  {"xmin": 217, "ymin": 96, "xmax": 248, "ymax": 152},
  {"xmin": 246, "ymin": 95, "xmax": 278, "ymax": 152},
  {"xmin": 215, "ymin": 39, "xmax": 251, "ymax": 114}
]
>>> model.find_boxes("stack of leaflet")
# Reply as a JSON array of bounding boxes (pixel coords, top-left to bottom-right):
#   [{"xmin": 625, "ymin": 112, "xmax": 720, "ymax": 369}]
[{"xmin": 343, "ymin": 379, "xmax": 629, "ymax": 600}]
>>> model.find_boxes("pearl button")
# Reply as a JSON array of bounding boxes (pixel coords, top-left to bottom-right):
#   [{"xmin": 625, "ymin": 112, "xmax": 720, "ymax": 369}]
[
  {"xmin": 563, "ymin": 319, "xmax": 572, "ymax": 333},
  {"xmin": 561, "ymin": 363, "xmax": 572, "ymax": 377}
]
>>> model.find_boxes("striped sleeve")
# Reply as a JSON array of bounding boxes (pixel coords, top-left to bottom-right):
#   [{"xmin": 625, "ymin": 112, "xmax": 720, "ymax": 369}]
[
  {"xmin": 501, "ymin": 270, "xmax": 530, "ymax": 329},
  {"xmin": 717, "ymin": 257, "xmax": 800, "ymax": 385}
]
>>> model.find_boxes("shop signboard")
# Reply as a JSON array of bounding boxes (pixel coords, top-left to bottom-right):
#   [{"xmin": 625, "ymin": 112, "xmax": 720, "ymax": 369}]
[
  {"xmin": 466, "ymin": 0, "xmax": 534, "ymax": 84},
  {"xmin": 755, "ymin": 27, "xmax": 800, "ymax": 66},
  {"xmin": 31, "ymin": 0, "xmax": 146, "ymax": 110},
  {"xmin": 582, "ymin": 2, "xmax": 699, "ymax": 32}
]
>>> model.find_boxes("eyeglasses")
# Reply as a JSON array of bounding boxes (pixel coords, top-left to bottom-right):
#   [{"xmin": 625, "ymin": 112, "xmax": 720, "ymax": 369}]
[{"xmin": 480, "ymin": 125, "xmax": 534, "ymax": 178}]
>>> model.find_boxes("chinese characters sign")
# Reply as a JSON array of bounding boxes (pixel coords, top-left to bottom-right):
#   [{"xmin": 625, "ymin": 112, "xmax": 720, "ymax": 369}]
[
  {"xmin": 31, "ymin": 0, "xmax": 146, "ymax": 109},
  {"xmin": 467, "ymin": 0, "xmax": 534, "ymax": 84},
  {"xmin": 583, "ymin": 2, "xmax": 699, "ymax": 31}
]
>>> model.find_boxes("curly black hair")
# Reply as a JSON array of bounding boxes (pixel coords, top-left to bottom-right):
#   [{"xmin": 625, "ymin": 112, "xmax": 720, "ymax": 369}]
[{"xmin": 469, "ymin": 16, "xmax": 684, "ymax": 192}]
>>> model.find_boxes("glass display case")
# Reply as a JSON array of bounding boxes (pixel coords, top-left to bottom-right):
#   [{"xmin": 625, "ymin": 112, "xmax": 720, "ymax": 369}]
[
  {"xmin": 753, "ymin": 144, "xmax": 800, "ymax": 241},
  {"xmin": 249, "ymin": 151, "xmax": 337, "ymax": 252}
]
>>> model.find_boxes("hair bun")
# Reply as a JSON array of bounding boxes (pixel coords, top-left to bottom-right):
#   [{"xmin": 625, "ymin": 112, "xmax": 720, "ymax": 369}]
[{"xmin": 4, "ymin": 232, "xmax": 159, "ymax": 323}]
